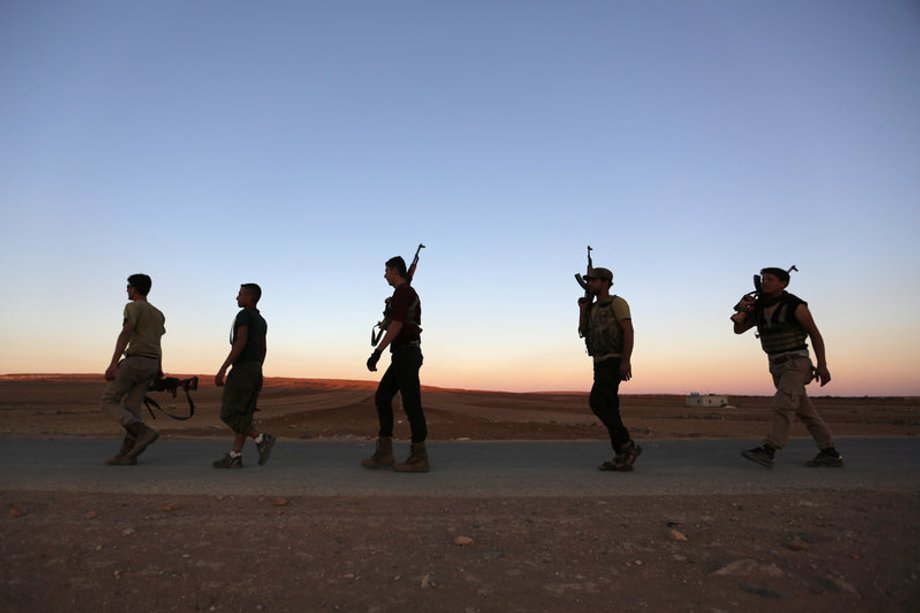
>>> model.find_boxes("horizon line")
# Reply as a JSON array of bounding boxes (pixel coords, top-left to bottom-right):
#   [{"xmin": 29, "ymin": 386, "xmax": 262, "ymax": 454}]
[{"xmin": 1, "ymin": 372, "xmax": 917, "ymax": 399}]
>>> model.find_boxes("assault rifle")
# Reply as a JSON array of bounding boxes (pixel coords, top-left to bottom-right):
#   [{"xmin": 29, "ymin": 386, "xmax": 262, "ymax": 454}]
[
  {"xmin": 371, "ymin": 243, "xmax": 425, "ymax": 346},
  {"xmin": 575, "ymin": 245, "xmax": 594, "ymax": 340},
  {"xmin": 731, "ymin": 264, "xmax": 798, "ymax": 322},
  {"xmin": 143, "ymin": 375, "xmax": 198, "ymax": 420},
  {"xmin": 574, "ymin": 245, "xmax": 593, "ymax": 301}
]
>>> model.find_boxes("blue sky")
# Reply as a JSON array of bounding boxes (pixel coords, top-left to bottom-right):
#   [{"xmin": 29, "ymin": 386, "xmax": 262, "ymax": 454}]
[{"xmin": 2, "ymin": 1, "xmax": 918, "ymax": 395}]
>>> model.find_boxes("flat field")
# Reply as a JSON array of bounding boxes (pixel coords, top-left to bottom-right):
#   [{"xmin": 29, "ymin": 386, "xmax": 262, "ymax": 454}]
[{"xmin": 1, "ymin": 375, "xmax": 918, "ymax": 612}]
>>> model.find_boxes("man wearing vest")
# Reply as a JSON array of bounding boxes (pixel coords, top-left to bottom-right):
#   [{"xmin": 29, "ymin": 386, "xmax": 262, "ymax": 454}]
[
  {"xmin": 100, "ymin": 273, "xmax": 165, "ymax": 465},
  {"xmin": 213, "ymin": 283, "xmax": 276, "ymax": 468},
  {"xmin": 578, "ymin": 267, "xmax": 642, "ymax": 471},
  {"xmin": 732, "ymin": 267, "xmax": 842, "ymax": 468},
  {"xmin": 363, "ymin": 255, "xmax": 429, "ymax": 472}
]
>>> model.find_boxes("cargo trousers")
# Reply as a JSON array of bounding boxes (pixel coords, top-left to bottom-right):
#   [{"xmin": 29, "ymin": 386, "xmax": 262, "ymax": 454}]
[
  {"xmin": 99, "ymin": 356, "xmax": 160, "ymax": 427},
  {"xmin": 765, "ymin": 353, "xmax": 835, "ymax": 450}
]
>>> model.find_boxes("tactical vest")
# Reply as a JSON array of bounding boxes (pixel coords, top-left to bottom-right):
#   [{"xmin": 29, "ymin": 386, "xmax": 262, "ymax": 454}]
[
  {"xmin": 584, "ymin": 296, "xmax": 623, "ymax": 357},
  {"xmin": 755, "ymin": 292, "xmax": 809, "ymax": 355},
  {"xmin": 384, "ymin": 296, "xmax": 420, "ymax": 327}
]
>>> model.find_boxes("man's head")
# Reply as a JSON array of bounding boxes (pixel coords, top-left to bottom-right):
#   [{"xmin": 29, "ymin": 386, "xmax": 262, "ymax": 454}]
[
  {"xmin": 384, "ymin": 256, "xmax": 408, "ymax": 287},
  {"xmin": 127, "ymin": 273, "xmax": 152, "ymax": 298},
  {"xmin": 237, "ymin": 283, "xmax": 262, "ymax": 308},
  {"xmin": 760, "ymin": 267, "xmax": 790, "ymax": 287},
  {"xmin": 584, "ymin": 267, "xmax": 614, "ymax": 290}
]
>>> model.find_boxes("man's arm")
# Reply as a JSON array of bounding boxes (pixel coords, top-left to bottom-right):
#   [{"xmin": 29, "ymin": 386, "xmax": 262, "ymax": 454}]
[
  {"xmin": 619, "ymin": 318, "xmax": 634, "ymax": 381},
  {"xmin": 732, "ymin": 295, "xmax": 757, "ymax": 334},
  {"xmin": 216, "ymin": 325, "xmax": 248, "ymax": 387},
  {"xmin": 577, "ymin": 297, "xmax": 590, "ymax": 336},
  {"xmin": 795, "ymin": 304, "xmax": 831, "ymax": 386},
  {"xmin": 105, "ymin": 321, "xmax": 134, "ymax": 381},
  {"xmin": 367, "ymin": 321, "xmax": 403, "ymax": 371},
  {"xmin": 732, "ymin": 313, "xmax": 756, "ymax": 334},
  {"xmin": 375, "ymin": 320, "xmax": 403, "ymax": 355}
]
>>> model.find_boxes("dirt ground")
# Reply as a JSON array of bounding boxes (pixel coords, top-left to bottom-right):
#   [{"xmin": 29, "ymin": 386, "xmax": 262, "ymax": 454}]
[{"xmin": 2, "ymin": 375, "xmax": 919, "ymax": 611}]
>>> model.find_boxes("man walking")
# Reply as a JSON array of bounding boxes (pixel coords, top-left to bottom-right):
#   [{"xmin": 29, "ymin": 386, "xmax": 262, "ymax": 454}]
[
  {"xmin": 731, "ymin": 267, "xmax": 842, "ymax": 468},
  {"xmin": 578, "ymin": 267, "xmax": 642, "ymax": 471},
  {"xmin": 363, "ymin": 256, "xmax": 429, "ymax": 472},
  {"xmin": 100, "ymin": 273, "xmax": 165, "ymax": 465},
  {"xmin": 213, "ymin": 283, "xmax": 275, "ymax": 469}
]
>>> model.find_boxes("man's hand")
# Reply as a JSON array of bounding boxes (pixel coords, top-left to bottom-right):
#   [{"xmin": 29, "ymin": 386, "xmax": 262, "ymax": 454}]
[
  {"xmin": 104, "ymin": 364, "xmax": 117, "ymax": 381},
  {"xmin": 367, "ymin": 349, "xmax": 382, "ymax": 372},
  {"xmin": 619, "ymin": 359, "xmax": 632, "ymax": 381},
  {"xmin": 814, "ymin": 364, "xmax": 831, "ymax": 387},
  {"xmin": 736, "ymin": 294, "xmax": 756, "ymax": 312},
  {"xmin": 215, "ymin": 367, "xmax": 227, "ymax": 387}
]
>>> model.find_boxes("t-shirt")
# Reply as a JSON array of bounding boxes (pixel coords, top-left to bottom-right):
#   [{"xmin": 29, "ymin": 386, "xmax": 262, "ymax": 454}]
[
  {"xmin": 388, "ymin": 282, "xmax": 421, "ymax": 344},
  {"xmin": 232, "ymin": 308, "xmax": 267, "ymax": 365},
  {"xmin": 123, "ymin": 301, "xmax": 166, "ymax": 358}
]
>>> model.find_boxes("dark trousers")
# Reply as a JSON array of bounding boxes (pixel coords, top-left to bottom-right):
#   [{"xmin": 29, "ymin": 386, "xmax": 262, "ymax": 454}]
[
  {"xmin": 374, "ymin": 344, "xmax": 426, "ymax": 443},
  {"xmin": 590, "ymin": 357, "xmax": 631, "ymax": 453}
]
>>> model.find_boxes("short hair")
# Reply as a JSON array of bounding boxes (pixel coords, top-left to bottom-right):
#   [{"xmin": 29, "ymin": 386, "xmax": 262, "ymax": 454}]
[
  {"xmin": 385, "ymin": 256, "xmax": 407, "ymax": 279},
  {"xmin": 760, "ymin": 267, "xmax": 790, "ymax": 285},
  {"xmin": 127, "ymin": 273, "xmax": 152, "ymax": 296},
  {"xmin": 240, "ymin": 283, "xmax": 262, "ymax": 303}
]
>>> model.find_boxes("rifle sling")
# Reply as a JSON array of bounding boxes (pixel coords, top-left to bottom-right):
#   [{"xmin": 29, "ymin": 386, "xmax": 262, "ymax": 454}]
[{"xmin": 143, "ymin": 386, "xmax": 196, "ymax": 421}]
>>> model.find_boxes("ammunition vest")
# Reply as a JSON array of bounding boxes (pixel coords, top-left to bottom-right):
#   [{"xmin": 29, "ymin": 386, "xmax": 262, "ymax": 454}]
[
  {"xmin": 584, "ymin": 296, "xmax": 625, "ymax": 357},
  {"xmin": 755, "ymin": 292, "xmax": 809, "ymax": 355}
]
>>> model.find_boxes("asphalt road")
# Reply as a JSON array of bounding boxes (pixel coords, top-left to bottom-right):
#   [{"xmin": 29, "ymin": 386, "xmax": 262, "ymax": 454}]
[{"xmin": 1, "ymin": 437, "xmax": 918, "ymax": 497}]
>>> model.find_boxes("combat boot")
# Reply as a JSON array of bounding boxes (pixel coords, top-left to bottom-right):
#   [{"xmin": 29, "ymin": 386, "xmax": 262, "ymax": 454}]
[
  {"xmin": 124, "ymin": 422, "xmax": 159, "ymax": 460},
  {"xmin": 105, "ymin": 434, "xmax": 137, "ymax": 466},
  {"xmin": 393, "ymin": 442, "xmax": 430, "ymax": 473},
  {"xmin": 361, "ymin": 437, "xmax": 395, "ymax": 469}
]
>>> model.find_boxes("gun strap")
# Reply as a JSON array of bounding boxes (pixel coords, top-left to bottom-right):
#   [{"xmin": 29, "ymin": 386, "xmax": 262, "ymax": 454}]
[{"xmin": 143, "ymin": 386, "xmax": 196, "ymax": 421}]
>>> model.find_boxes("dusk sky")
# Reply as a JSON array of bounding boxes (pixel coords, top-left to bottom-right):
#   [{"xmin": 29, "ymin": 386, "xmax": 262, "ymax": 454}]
[{"xmin": 2, "ymin": 1, "xmax": 918, "ymax": 396}]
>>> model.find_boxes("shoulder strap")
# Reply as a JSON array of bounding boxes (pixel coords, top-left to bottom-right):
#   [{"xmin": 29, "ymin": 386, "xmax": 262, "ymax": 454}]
[{"xmin": 143, "ymin": 377, "xmax": 197, "ymax": 421}]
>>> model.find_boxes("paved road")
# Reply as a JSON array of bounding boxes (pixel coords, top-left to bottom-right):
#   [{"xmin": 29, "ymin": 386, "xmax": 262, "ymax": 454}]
[{"xmin": 1, "ymin": 437, "xmax": 917, "ymax": 497}]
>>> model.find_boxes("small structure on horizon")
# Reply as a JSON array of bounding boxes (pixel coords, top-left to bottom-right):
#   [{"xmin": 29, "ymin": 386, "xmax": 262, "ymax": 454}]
[{"xmin": 685, "ymin": 392, "xmax": 729, "ymax": 408}]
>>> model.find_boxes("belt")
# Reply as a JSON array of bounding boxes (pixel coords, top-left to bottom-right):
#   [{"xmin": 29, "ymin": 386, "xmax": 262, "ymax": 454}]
[
  {"xmin": 126, "ymin": 354, "xmax": 159, "ymax": 360},
  {"xmin": 391, "ymin": 340, "xmax": 421, "ymax": 349},
  {"xmin": 769, "ymin": 352, "xmax": 806, "ymax": 365}
]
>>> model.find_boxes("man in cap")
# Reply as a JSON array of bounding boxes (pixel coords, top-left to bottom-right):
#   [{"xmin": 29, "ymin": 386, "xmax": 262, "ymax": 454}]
[
  {"xmin": 578, "ymin": 267, "xmax": 641, "ymax": 471},
  {"xmin": 732, "ymin": 267, "xmax": 842, "ymax": 468}
]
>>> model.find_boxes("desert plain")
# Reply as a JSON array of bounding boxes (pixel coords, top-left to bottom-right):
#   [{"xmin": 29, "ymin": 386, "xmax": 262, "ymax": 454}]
[{"xmin": 1, "ymin": 374, "xmax": 918, "ymax": 612}]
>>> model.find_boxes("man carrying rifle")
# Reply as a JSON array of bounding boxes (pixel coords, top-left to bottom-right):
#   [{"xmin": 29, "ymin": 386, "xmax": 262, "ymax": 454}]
[
  {"xmin": 100, "ymin": 273, "xmax": 165, "ymax": 466},
  {"xmin": 363, "ymin": 255, "xmax": 429, "ymax": 472},
  {"xmin": 732, "ymin": 267, "xmax": 842, "ymax": 468},
  {"xmin": 578, "ymin": 267, "xmax": 642, "ymax": 471}
]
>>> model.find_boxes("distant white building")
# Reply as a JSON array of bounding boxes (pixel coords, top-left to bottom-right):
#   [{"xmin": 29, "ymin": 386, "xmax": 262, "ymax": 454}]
[{"xmin": 685, "ymin": 392, "xmax": 729, "ymax": 408}]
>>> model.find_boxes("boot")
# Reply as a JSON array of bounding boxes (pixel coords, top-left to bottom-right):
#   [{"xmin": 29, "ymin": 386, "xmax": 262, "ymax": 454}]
[
  {"xmin": 393, "ymin": 442, "xmax": 430, "ymax": 473},
  {"xmin": 124, "ymin": 422, "xmax": 159, "ymax": 460},
  {"xmin": 105, "ymin": 434, "xmax": 137, "ymax": 466},
  {"xmin": 361, "ymin": 437, "xmax": 395, "ymax": 469}
]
